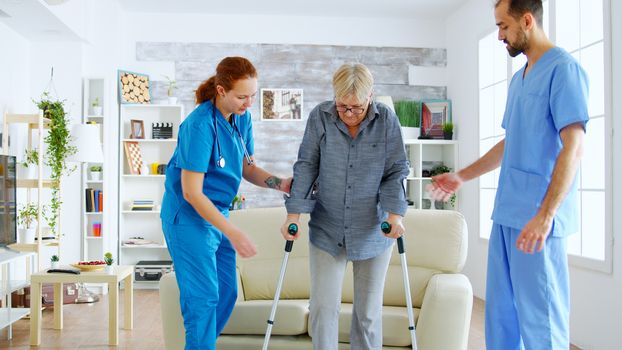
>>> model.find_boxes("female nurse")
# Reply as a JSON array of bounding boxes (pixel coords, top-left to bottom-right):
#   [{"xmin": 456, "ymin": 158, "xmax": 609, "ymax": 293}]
[{"xmin": 160, "ymin": 56, "xmax": 291, "ymax": 350}]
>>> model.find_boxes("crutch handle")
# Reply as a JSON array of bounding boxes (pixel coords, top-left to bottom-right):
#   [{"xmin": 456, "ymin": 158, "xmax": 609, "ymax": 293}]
[
  {"xmin": 381, "ymin": 221, "xmax": 405, "ymax": 254},
  {"xmin": 285, "ymin": 223, "xmax": 298, "ymax": 252}
]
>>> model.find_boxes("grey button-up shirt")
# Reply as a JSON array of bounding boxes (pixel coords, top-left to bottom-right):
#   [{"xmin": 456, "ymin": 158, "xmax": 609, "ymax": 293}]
[{"xmin": 285, "ymin": 100, "xmax": 409, "ymax": 261}]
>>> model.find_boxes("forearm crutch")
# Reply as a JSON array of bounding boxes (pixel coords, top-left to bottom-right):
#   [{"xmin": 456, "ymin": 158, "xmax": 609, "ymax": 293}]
[
  {"xmin": 262, "ymin": 223, "xmax": 298, "ymax": 350},
  {"xmin": 382, "ymin": 221, "xmax": 418, "ymax": 350}
]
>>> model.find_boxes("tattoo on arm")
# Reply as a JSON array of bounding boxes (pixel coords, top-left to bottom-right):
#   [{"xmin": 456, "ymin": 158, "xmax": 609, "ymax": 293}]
[{"xmin": 265, "ymin": 176, "xmax": 282, "ymax": 190}]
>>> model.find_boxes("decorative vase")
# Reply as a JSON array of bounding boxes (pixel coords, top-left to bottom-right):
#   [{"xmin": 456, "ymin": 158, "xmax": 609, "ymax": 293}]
[
  {"xmin": 401, "ymin": 127, "xmax": 421, "ymax": 140},
  {"xmin": 18, "ymin": 227, "xmax": 36, "ymax": 243},
  {"xmin": 17, "ymin": 164, "xmax": 37, "ymax": 179},
  {"xmin": 140, "ymin": 164, "xmax": 150, "ymax": 176},
  {"xmin": 90, "ymin": 171, "xmax": 102, "ymax": 181},
  {"xmin": 167, "ymin": 96, "xmax": 178, "ymax": 105}
]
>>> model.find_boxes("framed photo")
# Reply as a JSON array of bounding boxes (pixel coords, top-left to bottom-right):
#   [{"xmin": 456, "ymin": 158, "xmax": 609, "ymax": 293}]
[
  {"xmin": 118, "ymin": 70, "xmax": 151, "ymax": 104},
  {"xmin": 130, "ymin": 119, "xmax": 145, "ymax": 139},
  {"xmin": 420, "ymin": 99, "xmax": 451, "ymax": 139},
  {"xmin": 123, "ymin": 141, "xmax": 143, "ymax": 175},
  {"xmin": 260, "ymin": 88, "xmax": 303, "ymax": 121}
]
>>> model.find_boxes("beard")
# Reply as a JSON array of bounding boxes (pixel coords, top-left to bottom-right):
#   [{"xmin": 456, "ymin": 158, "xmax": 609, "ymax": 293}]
[{"xmin": 505, "ymin": 31, "xmax": 529, "ymax": 57}]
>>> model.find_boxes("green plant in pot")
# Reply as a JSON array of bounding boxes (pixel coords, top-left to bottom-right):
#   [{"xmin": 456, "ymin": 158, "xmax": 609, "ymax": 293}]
[
  {"xmin": 429, "ymin": 164, "xmax": 457, "ymax": 209},
  {"xmin": 164, "ymin": 75, "xmax": 177, "ymax": 105},
  {"xmin": 51, "ymin": 254, "xmax": 60, "ymax": 268},
  {"xmin": 91, "ymin": 97, "xmax": 103, "ymax": 116},
  {"xmin": 90, "ymin": 165, "xmax": 103, "ymax": 181},
  {"xmin": 19, "ymin": 148, "xmax": 40, "ymax": 179},
  {"xmin": 34, "ymin": 92, "xmax": 77, "ymax": 239},
  {"xmin": 17, "ymin": 203, "xmax": 38, "ymax": 243},
  {"xmin": 394, "ymin": 100, "xmax": 421, "ymax": 139},
  {"xmin": 442, "ymin": 122, "xmax": 454, "ymax": 140}
]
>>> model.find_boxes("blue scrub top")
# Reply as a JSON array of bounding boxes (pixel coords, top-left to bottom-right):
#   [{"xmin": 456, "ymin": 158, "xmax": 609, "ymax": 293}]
[
  {"xmin": 160, "ymin": 100, "xmax": 254, "ymax": 226},
  {"xmin": 492, "ymin": 47, "xmax": 589, "ymax": 237}
]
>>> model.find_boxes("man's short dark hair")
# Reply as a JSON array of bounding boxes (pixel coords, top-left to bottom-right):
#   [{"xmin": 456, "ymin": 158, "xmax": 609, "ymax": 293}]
[{"xmin": 495, "ymin": 0, "xmax": 544, "ymax": 28}]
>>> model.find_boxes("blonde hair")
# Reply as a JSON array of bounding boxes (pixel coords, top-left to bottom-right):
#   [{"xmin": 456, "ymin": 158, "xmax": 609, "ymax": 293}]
[{"xmin": 332, "ymin": 63, "xmax": 374, "ymax": 102}]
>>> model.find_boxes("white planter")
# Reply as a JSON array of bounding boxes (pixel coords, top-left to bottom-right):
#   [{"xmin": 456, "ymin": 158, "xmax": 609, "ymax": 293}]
[
  {"xmin": 51, "ymin": 261, "xmax": 60, "ymax": 269},
  {"xmin": 105, "ymin": 265, "xmax": 114, "ymax": 274},
  {"xmin": 92, "ymin": 106, "xmax": 103, "ymax": 116},
  {"xmin": 18, "ymin": 227, "xmax": 36, "ymax": 243},
  {"xmin": 17, "ymin": 164, "xmax": 37, "ymax": 179},
  {"xmin": 401, "ymin": 127, "xmax": 420, "ymax": 140},
  {"xmin": 167, "ymin": 96, "xmax": 178, "ymax": 105},
  {"xmin": 90, "ymin": 171, "xmax": 102, "ymax": 181}
]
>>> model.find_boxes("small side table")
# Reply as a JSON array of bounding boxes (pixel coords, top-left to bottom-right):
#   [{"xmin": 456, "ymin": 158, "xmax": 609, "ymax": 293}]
[{"xmin": 29, "ymin": 265, "xmax": 134, "ymax": 346}]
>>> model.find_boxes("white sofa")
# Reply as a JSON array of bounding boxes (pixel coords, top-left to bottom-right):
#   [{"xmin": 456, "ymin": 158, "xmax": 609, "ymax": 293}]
[{"xmin": 160, "ymin": 207, "xmax": 473, "ymax": 349}]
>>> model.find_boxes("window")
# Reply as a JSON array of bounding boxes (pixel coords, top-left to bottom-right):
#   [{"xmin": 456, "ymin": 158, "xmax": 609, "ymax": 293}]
[{"xmin": 477, "ymin": 0, "xmax": 611, "ymax": 270}]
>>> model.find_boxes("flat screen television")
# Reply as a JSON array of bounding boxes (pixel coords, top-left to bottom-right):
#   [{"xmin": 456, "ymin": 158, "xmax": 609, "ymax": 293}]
[{"xmin": 0, "ymin": 155, "xmax": 17, "ymax": 247}]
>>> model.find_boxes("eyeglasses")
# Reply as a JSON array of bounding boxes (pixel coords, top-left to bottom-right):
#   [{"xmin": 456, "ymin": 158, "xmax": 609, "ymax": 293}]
[{"xmin": 335, "ymin": 105, "xmax": 366, "ymax": 115}]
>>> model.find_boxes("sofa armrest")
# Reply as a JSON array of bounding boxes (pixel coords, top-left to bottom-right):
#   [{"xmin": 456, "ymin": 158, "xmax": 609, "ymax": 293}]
[{"xmin": 416, "ymin": 274, "xmax": 473, "ymax": 350}]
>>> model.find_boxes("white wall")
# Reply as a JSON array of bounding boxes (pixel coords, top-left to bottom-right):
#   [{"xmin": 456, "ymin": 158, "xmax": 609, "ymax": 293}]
[{"xmin": 446, "ymin": 0, "xmax": 622, "ymax": 348}]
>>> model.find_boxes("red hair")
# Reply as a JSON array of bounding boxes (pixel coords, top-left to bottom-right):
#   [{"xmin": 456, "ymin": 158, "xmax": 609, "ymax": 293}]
[{"xmin": 195, "ymin": 56, "xmax": 257, "ymax": 104}]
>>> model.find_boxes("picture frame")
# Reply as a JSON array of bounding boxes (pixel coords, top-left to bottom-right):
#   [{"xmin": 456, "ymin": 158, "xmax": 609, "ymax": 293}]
[
  {"xmin": 130, "ymin": 119, "xmax": 145, "ymax": 139},
  {"xmin": 260, "ymin": 88, "xmax": 303, "ymax": 121},
  {"xmin": 123, "ymin": 141, "xmax": 143, "ymax": 175},
  {"xmin": 420, "ymin": 99, "xmax": 451, "ymax": 139},
  {"xmin": 118, "ymin": 70, "xmax": 151, "ymax": 104}
]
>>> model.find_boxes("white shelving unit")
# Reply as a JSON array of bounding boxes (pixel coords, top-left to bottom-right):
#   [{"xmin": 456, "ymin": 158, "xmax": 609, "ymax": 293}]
[
  {"xmin": 404, "ymin": 139, "xmax": 458, "ymax": 210},
  {"xmin": 80, "ymin": 78, "xmax": 107, "ymax": 263},
  {"xmin": 0, "ymin": 249, "xmax": 35, "ymax": 340},
  {"xmin": 3, "ymin": 113, "xmax": 60, "ymax": 269},
  {"xmin": 118, "ymin": 104, "xmax": 183, "ymax": 286}
]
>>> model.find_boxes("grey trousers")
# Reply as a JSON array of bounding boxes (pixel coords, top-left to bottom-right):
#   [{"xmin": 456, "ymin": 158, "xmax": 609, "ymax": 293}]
[{"xmin": 309, "ymin": 243, "xmax": 393, "ymax": 350}]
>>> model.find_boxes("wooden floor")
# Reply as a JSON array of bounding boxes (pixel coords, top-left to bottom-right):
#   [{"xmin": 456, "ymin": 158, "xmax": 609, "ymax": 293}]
[{"xmin": 0, "ymin": 291, "xmax": 580, "ymax": 349}]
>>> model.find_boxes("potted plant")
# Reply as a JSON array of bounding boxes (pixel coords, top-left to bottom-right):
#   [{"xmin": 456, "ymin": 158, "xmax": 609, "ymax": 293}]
[
  {"xmin": 51, "ymin": 254, "xmax": 60, "ymax": 269},
  {"xmin": 164, "ymin": 75, "xmax": 177, "ymax": 105},
  {"xmin": 442, "ymin": 122, "xmax": 454, "ymax": 140},
  {"xmin": 104, "ymin": 252, "xmax": 114, "ymax": 273},
  {"xmin": 394, "ymin": 100, "xmax": 421, "ymax": 139},
  {"xmin": 35, "ymin": 92, "xmax": 77, "ymax": 239},
  {"xmin": 17, "ymin": 203, "xmax": 39, "ymax": 243},
  {"xmin": 89, "ymin": 165, "xmax": 102, "ymax": 181},
  {"xmin": 91, "ymin": 97, "xmax": 103, "ymax": 116},
  {"xmin": 18, "ymin": 148, "xmax": 39, "ymax": 179}
]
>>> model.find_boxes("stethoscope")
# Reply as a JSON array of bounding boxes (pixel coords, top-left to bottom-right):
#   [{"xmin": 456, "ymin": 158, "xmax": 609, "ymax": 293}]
[{"xmin": 212, "ymin": 101, "xmax": 254, "ymax": 168}]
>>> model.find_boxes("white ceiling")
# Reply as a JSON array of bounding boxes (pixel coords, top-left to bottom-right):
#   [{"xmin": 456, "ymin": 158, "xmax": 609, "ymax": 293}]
[{"xmin": 119, "ymin": 0, "xmax": 467, "ymax": 19}]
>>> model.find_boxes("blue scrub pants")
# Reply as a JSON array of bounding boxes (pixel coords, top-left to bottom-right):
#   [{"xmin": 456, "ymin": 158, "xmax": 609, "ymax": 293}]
[
  {"xmin": 485, "ymin": 224, "xmax": 569, "ymax": 350},
  {"xmin": 162, "ymin": 221, "xmax": 237, "ymax": 350}
]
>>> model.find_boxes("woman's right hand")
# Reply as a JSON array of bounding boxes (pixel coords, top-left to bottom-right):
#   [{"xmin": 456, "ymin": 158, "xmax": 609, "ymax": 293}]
[
  {"xmin": 281, "ymin": 214, "xmax": 301, "ymax": 241},
  {"xmin": 227, "ymin": 228, "xmax": 257, "ymax": 258}
]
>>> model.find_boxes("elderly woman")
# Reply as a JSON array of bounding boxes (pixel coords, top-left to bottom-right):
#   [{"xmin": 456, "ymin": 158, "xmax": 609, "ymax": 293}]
[{"xmin": 281, "ymin": 63, "xmax": 409, "ymax": 350}]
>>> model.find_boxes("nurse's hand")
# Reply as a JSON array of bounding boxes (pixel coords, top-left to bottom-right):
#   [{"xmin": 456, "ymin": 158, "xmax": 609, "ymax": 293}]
[
  {"xmin": 427, "ymin": 172, "xmax": 464, "ymax": 202},
  {"xmin": 281, "ymin": 214, "xmax": 301, "ymax": 241},
  {"xmin": 516, "ymin": 213, "xmax": 553, "ymax": 254},
  {"xmin": 228, "ymin": 229, "xmax": 258, "ymax": 258}
]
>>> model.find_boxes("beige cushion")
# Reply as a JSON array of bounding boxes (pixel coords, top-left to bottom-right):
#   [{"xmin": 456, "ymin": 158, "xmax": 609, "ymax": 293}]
[{"xmin": 222, "ymin": 299, "xmax": 309, "ymax": 335}]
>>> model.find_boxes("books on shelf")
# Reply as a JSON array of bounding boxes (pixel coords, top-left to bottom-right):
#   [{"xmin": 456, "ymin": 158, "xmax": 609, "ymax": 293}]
[
  {"xmin": 130, "ymin": 199, "xmax": 154, "ymax": 211},
  {"xmin": 85, "ymin": 188, "xmax": 103, "ymax": 212}
]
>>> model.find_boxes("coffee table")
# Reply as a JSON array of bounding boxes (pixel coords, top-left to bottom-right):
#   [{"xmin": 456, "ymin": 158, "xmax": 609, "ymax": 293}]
[{"xmin": 29, "ymin": 265, "xmax": 134, "ymax": 346}]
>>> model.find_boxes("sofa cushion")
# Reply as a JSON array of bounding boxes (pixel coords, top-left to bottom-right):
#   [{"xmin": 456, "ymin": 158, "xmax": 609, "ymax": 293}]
[
  {"xmin": 307, "ymin": 303, "xmax": 420, "ymax": 347},
  {"xmin": 222, "ymin": 299, "xmax": 309, "ymax": 336},
  {"xmin": 241, "ymin": 257, "xmax": 311, "ymax": 300}
]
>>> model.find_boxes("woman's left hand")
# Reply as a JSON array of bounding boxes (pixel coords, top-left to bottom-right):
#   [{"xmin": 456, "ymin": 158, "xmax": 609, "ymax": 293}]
[{"xmin": 383, "ymin": 214, "xmax": 405, "ymax": 240}]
